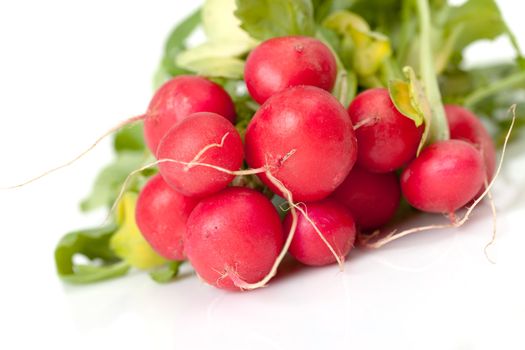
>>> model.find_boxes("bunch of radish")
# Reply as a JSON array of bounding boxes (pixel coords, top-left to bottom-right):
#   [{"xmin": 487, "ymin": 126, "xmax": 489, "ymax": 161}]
[
  {"xmin": 9, "ymin": 0, "xmax": 515, "ymax": 290},
  {"xmin": 112, "ymin": 32, "xmax": 501, "ymax": 291}
]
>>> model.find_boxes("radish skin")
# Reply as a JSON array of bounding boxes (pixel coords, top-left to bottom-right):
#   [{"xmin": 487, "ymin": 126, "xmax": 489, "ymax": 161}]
[
  {"xmin": 401, "ymin": 140, "xmax": 485, "ymax": 214},
  {"xmin": 245, "ymin": 86, "xmax": 357, "ymax": 202},
  {"xmin": 348, "ymin": 88, "xmax": 423, "ymax": 173},
  {"xmin": 333, "ymin": 166, "xmax": 400, "ymax": 230},
  {"xmin": 283, "ymin": 199, "xmax": 356, "ymax": 266},
  {"xmin": 135, "ymin": 174, "xmax": 198, "ymax": 260},
  {"xmin": 144, "ymin": 76, "xmax": 236, "ymax": 154},
  {"xmin": 245, "ymin": 36, "xmax": 337, "ymax": 104},
  {"xmin": 445, "ymin": 104, "xmax": 496, "ymax": 181},
  {"xmin": 156, "ymin": 112, "xmax": 244, "ymax": 198},
  {"xmin": 185, "ymin": 187, "xmax": 284, "ymax": 291}
]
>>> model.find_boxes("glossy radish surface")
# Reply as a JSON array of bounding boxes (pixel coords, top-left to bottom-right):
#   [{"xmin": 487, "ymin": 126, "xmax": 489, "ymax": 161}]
[
  {"xmin": 333, "ymin": 166, "xmax": 400, "ymax": 230},
  {"xmin": 185, "ymin": 187, "xmax": 284, "ymax": 291},
  {"xmin": 135, "ymin": 174, "xmax": 198, "ymax": 260},
  {"xmin": 348, "ymin": 88, "xmax": 423, "ymax": 173},
  {"xmin": 445, "ymin": 104, "xmax": 496, "ymax": 181},
  {"xmin": 245, "ymin": 36, "xmax": 337, "ymax": 104},
  {"xmin": 401, "ymin": 140, "xmax": 485, "ymax": 214},
  {"xmin": 144, "ymin": 76, "xmax": 236, "ymax": 154},
  {"xmin": 157, "ymin": 112, "xmax": 244, "ymax": 198},
  {"xmin": 245, "ymin": 86, "xmax": 357, "ymax": 202},
  {"xmin": 283, "ymin": 199, "xmax": 356, "ymax": 266}
]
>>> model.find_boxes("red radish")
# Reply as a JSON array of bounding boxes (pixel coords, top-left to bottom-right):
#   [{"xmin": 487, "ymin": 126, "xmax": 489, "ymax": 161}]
[
  {"xmin": 144, "ymin": 76, "xmax": 236, "ymax": 154},
  {"xmin": 283, "ymin": 199, "xmax": 356, "ymax": 266},
  {"xmin": 156, "ymin": 112, "xmax": 244, "ymax": 198},
  {"xmin": 401, "ymin": 140, "xmax": 485, "ymax": 214},
  {"xmin": 244, "ymin": 36, "xmax": 337, "ymax": 104},
  {"xmin": 135, "ymin": 174, "xmax": 198, "ymax": 260},
  {"xmin": 245, "ymin": 86, "xmax": 357, "ymax": 202},
  {"xmin": 348, "ymin": 88, "xmax": 423, "ymax": 173},
  {"xmin": 332, "ymin": 166, "xmax": 400, "ymax": 230},
  {"xmin": 185, "ymin": 187, "xmax": 284, "ymax": 291},
  {"xmin": 445, "ymin": 104, "xmax": 496, "ymax": 181}
]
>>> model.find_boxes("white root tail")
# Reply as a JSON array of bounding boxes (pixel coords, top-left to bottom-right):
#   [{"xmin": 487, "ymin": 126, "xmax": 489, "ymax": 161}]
[
  {"xmin": 483, "ymin": 181, "xmax": 498, "ymax": 264},
  {"xmin": 360, "ymin": 105, "xmax": 516, "ymax": 250},
  {"xmin": 0, "ymin": 114, "xmax": 145, "ymax": 190}
]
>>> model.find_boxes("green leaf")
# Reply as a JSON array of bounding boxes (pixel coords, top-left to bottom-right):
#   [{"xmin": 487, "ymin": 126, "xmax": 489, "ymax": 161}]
[
  {"xmin": 110, "ymin": 192, "xmax": 167, "ymax": 270},
  {"xmin": 235, "ymin": 0, "xmax": 316, "ymax": 41},
  {"xmin": 61, "ymin": 262, "xmax": 130, "ymax": 284},
  {"xmin": 444, "ymin": 0, "xmax": 506, "ymax": 53},
  {"xmin": 154, "ymin": 8, "xmax": 201, "ymax": 88},
  {"xmin": 415, "ymin": 0, "xmax": 448, "ymax": 144},
  {"xmin": 313, "ymin": 0, "xmax": 354, "ymax": 23},
  {"xmin": 80, "ymin": 151, "xmax": 147, "ymax": 212},
  {"xmin": 162, "ymin": 9, "xmax": 202, "ymax": 76},
  {"xmin": 149, "ymin": 261, "xmax": 182, "ymax": 283},
  {"xmin": 55, "ymin": 224, "xmax": 131, "ymax": 284},
  {"xmin": 113, "ymin": 123, "xmax": 145, "ymax": 153}
]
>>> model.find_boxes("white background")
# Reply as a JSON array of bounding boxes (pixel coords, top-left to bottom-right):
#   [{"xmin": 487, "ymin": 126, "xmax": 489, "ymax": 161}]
[{"xmin": 0, "ymin": 1, "xmax": 524, "ymax": 349}]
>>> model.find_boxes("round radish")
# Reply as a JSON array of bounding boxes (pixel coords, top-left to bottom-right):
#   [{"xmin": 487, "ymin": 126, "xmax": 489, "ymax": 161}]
[
  {"xmin": 185, "ymin": 187, "xmax": 284, "ymax": 291},
  {"xmin": 144, "ymin": 76, "xmax": 236, "ymax": 154},
  {"xmin": 157, "ymin": 112, "xmax": 244, "ymax": 198},
  {"xmin": 135, "ymin": 174, "xmax": 198, "ymax": 260},
  {"xmin": 445, "ymin": 104, "xmax": 496, "ymax": 181},
  {"xmin": 348, "ymin": 88, "xmax": 423, "ymax": 173},
  {"xmin": 245, "ymin": 86, "xmax": 357, "ymax": 202},
  {"xmin": 401, "ymin": 140, "xmax": 485, "ymax": 214},
  {"xmin": 332, "ymin": 166, "xmax": 401, "ymax": 230},
  {"xmin": 244, "ymin": 36, "xmax": 337, "ymax": 104},
  {"xmin": 283, "ymin": 199, "xmax": 356, "ymax": 266}
]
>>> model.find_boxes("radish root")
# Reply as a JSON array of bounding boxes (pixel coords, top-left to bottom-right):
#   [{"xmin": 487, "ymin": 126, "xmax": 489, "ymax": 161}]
[
  {"xmin": 0, "ymin": 114, "xmax": 145, "ymax": 190},
  {"xmin": 483, "ymin": 180, "xmax": 498, "ymax": 264},
  {"xmin": 184, "ymin": 132, "xmax": 230, "ymax": 171},
  {"xmin": 361, "ymin": 104, "xmax": 516, "ymax": 250},
  {"xmin": 353, "ymin": 116, "xmax": 379, "ymax": 130}
]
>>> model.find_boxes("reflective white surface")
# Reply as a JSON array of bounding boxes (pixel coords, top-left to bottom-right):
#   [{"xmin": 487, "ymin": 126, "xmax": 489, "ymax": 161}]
[{"xmin": 0, "ymin": 1, "xmax": 524, "ymax": 349}]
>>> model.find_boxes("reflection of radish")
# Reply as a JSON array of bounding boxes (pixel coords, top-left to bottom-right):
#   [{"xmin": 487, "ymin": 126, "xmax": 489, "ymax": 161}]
[
  {"xmin": 245, "ymin": 86, "xmax": 357, "ymax": 202},
  {"xmin": 245, "ymin": 36, "xmax": 337, "ymax": 104},
  {"xmin": 157, "ymin": 112, "xmax": 244, "ymax": 198},
  {"xmin": 136, "ymin": 174, "xmax": 198, "ymax": 260},
  {"xmin": 144, "ymin": 76, "xmax": 236, "ymax": 154},
  {"xmin": 333, "ymin": 166, "xmax": 401, "ymax": 230},
  {"xmin": 348, "ymin": 88, "xmax": 423, "ymax": 173},
  {"xmin": 283, "ymin": 199, "xmax": 356, "ymax": 266},
  {"xmin": 401, "ymin": 140, "xmax": 485, "ymax": 214},
  {"xmin": 445, "ymin": 105, "xmax": 496, "ymax": 181},
  {"xmin": 185, "ymin": 187, "xmax": 283, "ymax": 291}
]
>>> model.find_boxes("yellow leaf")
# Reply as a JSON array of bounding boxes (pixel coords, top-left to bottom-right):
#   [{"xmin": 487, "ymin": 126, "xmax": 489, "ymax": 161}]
[
  {"xmin": 324, "ymin": 10, "xmax": 392, "ymax": 77},
  {"xmin": 110, "ymin": 193, "xmax": 167, "ymax": 270},
  {"xmin": 388, "ymin": 79, "xmax": 424, "ymax": 127}
]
